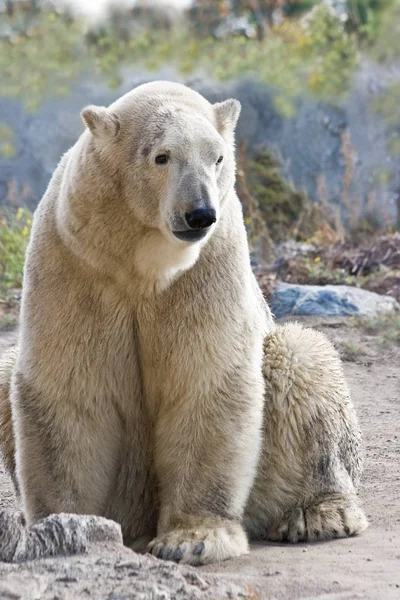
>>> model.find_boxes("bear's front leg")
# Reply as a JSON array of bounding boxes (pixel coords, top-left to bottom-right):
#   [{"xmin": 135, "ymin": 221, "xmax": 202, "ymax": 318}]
[{"xmin": 148, "ymin": 367, "xmax": 264, "ymax": 565}]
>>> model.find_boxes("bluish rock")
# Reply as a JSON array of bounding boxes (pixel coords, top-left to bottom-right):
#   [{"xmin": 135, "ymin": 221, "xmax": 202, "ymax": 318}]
[{"xmin": 270, "ymin": 283, "xmax": 399, "ymax": 318}]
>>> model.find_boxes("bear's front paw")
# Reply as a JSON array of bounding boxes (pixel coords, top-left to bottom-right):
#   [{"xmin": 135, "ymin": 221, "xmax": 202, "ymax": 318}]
[{"xmin": 148, "ymin": 520, "xmax": 248, "ymax": 565}]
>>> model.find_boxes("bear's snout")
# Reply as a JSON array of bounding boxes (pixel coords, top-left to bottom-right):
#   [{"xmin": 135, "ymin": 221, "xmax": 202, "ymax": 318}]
[
  {"xmin": 185, "ymin": 208, "xmax": 216, "ymax": 230},
  {"xmin": 172, "ymin": 207, "xmax": 217, "ymax": 242}
]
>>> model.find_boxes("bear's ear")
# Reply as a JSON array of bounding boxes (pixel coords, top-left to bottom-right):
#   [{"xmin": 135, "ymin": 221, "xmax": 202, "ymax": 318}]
[
  {"xmin": 81, "ymin": 105, "xmax": 120, "ymax": 139},
  {"xmin": 213, "ymin": 99, "xmax": 241, "ymax": 133}
]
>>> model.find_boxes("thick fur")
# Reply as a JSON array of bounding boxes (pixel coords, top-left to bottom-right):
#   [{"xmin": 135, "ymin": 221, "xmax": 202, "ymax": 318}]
[
  {"xmin": 0, "ymin": 324, "xmax": 367, "ymax": 561},
  {"xmin": 0, "ymin": 82, "xmax": 367, "ymax": 564},
  {"xmin": 0, "ymin": 82, "xmax": 271, "ymax": 565},
  {"xmin": 245, "ymin": 323, "xmax": 367, "ymax": 542}
]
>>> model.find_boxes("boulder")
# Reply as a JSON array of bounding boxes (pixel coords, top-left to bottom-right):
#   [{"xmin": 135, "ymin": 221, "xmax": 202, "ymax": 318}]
[{"xmin": 270, "ymin": 283, "xmax": 399, "ymax": 318}]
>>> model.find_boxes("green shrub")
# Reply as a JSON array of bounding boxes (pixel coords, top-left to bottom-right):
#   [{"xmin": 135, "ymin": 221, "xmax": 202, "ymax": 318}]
[
  {"xmin": 246, "ymin": 149, "xmax": 308, "ymax": 241},
  {"xmin": 0, "ymin": 4, "xmax": 358, "ymax": 113},
  {"xmin": 0, "ymin": 207, "xmax": 32, "ymax": 297}
]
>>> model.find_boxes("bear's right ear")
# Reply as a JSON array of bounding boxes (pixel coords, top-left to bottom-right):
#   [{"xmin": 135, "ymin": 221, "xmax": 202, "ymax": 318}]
[{"xmin": 81, "ymin": 105, "xmax": 120, "ymax": 139}]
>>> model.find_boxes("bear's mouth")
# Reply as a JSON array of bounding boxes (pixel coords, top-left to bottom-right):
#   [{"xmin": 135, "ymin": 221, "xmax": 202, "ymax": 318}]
[{"xmin": 172, "ymin": 230, "xmax": 208, "ymax": 243}]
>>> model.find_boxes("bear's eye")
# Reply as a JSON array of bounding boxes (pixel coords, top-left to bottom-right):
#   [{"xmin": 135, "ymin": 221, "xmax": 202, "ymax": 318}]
[
  {"xmin": 216, "ymin": 156, "xmax": 224, "ymax": 165},
  {"xmin": 155, "ymin": 154, "xmax": 169, "ymax": 165}
]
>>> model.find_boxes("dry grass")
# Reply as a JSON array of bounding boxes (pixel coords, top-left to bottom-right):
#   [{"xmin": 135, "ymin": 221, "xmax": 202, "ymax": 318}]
[{"xmin": 360, "ymin": 312, "xmax": 400, "ymax": 345}]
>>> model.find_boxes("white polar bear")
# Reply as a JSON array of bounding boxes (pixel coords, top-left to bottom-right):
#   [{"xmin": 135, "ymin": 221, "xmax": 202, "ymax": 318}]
[{"xmin": 0, "ymin": 82, "xmax": 367, "ymax": 565}]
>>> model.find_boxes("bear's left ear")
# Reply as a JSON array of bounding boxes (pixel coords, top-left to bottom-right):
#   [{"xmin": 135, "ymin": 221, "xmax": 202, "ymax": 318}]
[
  {"xmin": 81, "ymin": 105, "xmax": 120, "ymax": 139},
  {"xmin": 213, "ymin": 99, "xmax": 241, "ymax": 134}
]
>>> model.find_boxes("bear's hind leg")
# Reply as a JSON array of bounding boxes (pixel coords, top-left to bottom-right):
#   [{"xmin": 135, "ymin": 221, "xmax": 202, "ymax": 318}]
[{"xmin": 246, "ymin": 322, "xmax": 368, "ymax": 543}]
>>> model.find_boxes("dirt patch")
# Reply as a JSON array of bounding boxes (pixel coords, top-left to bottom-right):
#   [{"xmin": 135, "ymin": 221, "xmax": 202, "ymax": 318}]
[{"xmin": 0, "ymin": 318, "xmax": 399, "ymax": 599}]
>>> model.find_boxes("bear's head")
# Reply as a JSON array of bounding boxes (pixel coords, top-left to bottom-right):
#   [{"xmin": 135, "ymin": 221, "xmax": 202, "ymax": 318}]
[{"xmin": 81, "ymin": 81, "xmax": 241, "ymax": 250}]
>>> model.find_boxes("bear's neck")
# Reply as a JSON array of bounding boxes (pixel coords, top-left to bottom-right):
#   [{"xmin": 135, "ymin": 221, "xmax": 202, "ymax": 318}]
[{"xmin": 133, "ymin": 228, "xmax": 206, "ymax": 295}]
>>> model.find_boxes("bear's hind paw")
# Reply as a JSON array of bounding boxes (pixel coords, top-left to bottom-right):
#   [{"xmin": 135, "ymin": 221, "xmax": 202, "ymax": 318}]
[{"xmin": 267, "ymin": 495, "xmax": 368, "ymax": 543}]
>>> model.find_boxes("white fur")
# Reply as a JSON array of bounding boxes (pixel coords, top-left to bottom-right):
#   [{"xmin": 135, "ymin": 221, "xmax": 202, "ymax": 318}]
[
  {"xmin": 0, "ymin": 83, "xmax": 366, "ymax": 565},
  {"xmin": 7, "ymin": 81, "xmax": 272, "ymax": 565}
]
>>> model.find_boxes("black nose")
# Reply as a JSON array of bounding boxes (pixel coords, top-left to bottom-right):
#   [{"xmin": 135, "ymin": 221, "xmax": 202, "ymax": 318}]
[{"xmin": 185, "ymin": 208, "xmax": 217, "ymax": 230}]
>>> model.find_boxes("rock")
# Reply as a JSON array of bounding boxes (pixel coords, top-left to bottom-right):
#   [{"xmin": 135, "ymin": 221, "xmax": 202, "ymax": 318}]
[
  {"xmin": 0, "ymin": 544, "xmax": 251, "ymax": 599},
  {"xmin": 270, "ymin": 283, "xmax": 400, "ymax": 318},
  {"xmin": 0, "ymin": 573, "xmax": 47, "ymax": 599}
]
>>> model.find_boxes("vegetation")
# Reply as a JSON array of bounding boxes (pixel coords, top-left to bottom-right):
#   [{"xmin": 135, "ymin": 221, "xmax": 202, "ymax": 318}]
[
  {"xmin": 0, "ymin": 1, "xmax": 397, "ymax": 120},
  {"xmin": 0, "ymin": 1, "xmax": 398, "ymax": 132},
  {"xmin": 355, "ymin": 312, "xmax": 400, "ymax": 345},
  {"xmin": 341, "ymin": 340, "xmax": 360, "ymax": 359},
  {"xmin": 244, "ymin": 148, "xmax": 308, "ymax": 241},
  {"xmin": 0, "ymin": 124, "xmax": 17, "ymax": 158},
  {"xmin": 0, "ymin": 10, "xmax": 87, "ymax": 111},
  {"xmin": 0, "ymin": 2, "xmax": 362, "ymax": 114},
  {"xmin": 0, "ymin": 207, "xmax": 31, "ymax": 298}
]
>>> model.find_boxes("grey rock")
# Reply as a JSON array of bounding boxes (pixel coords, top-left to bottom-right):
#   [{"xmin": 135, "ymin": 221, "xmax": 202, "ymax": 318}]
[
  {"xmin": 270, "ymin": 283, "xmax": 400, "ymax": 318},
  {"xmin": 0, "ymin": 541, "xmax": 251, "ymax": 599},
  {"xmin": 0, "ymin": 510, "xmax": 123, "ymax": 563},
  {"xmin": 0, "ymin": 573, "xmax": 47, "ymax": 599}
]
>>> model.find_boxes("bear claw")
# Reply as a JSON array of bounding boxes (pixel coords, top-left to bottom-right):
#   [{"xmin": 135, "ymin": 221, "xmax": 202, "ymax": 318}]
[{"xmin": 193, "ymin": 542, "xmax": 204, "ymax": 555}]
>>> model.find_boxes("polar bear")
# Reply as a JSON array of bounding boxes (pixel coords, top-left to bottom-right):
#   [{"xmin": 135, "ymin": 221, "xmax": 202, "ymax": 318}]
[{"xmin": 0, "ymin": 82, "xmax": 367, "ymax": 565}]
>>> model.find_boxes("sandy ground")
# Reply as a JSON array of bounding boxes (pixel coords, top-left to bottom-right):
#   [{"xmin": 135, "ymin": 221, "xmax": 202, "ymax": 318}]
[{"xmin": 0, "ymin": 317, "xmax": 399, "ymax": 599}]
